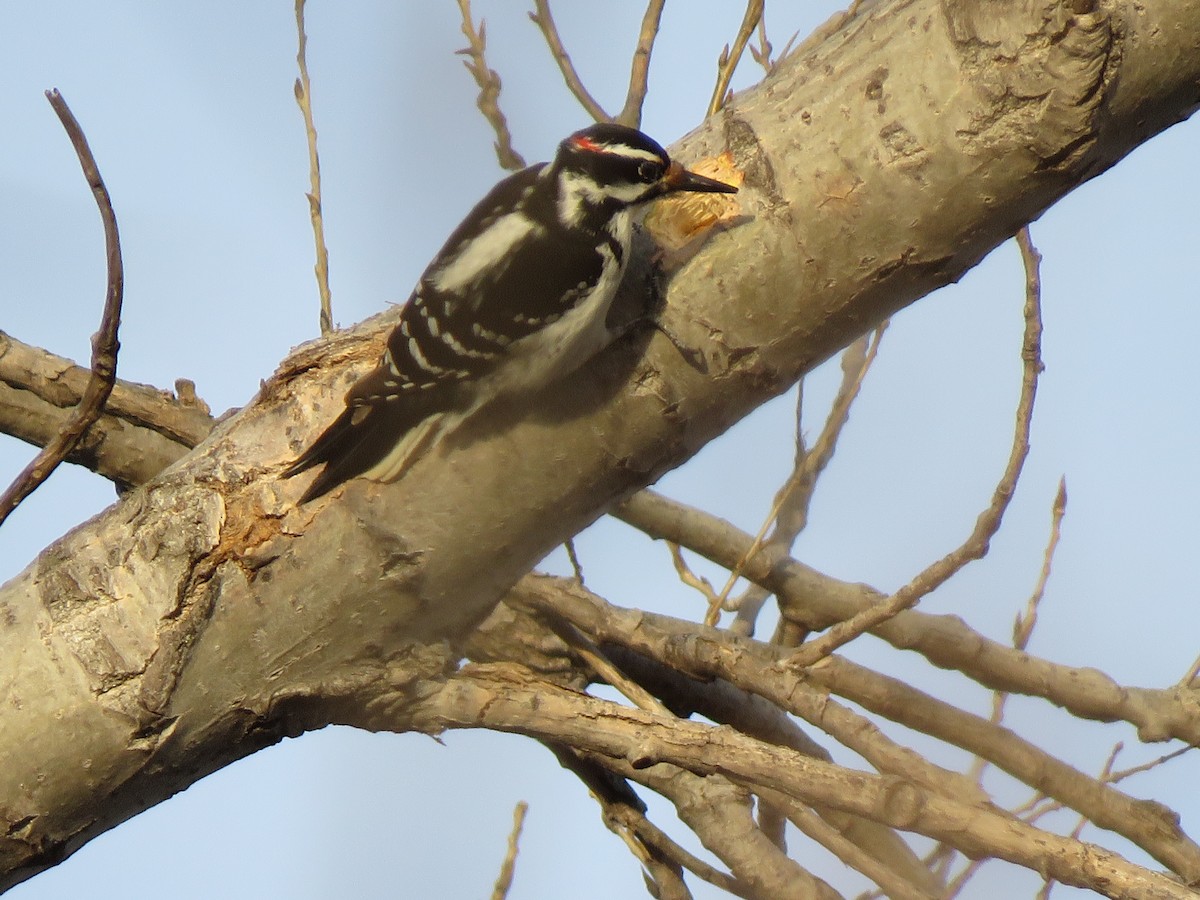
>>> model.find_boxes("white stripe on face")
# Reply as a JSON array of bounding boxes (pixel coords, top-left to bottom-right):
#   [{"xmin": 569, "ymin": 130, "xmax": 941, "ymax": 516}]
[
  {"xmin": 594, "ymin": 142, "xmax": 663, "ymax": 163},
  {"xmin": 557, "ymin": 171, "xmax": 651, "ymax": 227},
  {"xmin": 429, "ymin": 213, "xmax": 544, "ymax": 294}
]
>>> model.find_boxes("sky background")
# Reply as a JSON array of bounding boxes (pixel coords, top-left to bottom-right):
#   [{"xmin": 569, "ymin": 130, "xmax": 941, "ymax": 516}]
[{"xmin": 2, "ymin": 3, "xmax": 1199, "ymax": 898}]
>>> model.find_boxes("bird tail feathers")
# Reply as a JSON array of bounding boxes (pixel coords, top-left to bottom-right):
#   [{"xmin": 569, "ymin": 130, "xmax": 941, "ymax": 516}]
[{"xmin": 282, "ymin": 404, "xmax": 444, "ymax": 503}]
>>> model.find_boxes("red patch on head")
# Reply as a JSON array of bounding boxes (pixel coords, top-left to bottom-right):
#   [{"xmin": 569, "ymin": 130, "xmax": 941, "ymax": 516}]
[{"xmin": 571, "ymin": 135, "xmax": 604, "ymax": 153}]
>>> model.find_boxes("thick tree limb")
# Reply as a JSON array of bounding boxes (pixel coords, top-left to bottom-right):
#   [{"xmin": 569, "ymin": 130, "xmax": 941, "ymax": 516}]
[{"xmin": 3, "ymin": 0, "xmax": 1199, "ymax": 890}]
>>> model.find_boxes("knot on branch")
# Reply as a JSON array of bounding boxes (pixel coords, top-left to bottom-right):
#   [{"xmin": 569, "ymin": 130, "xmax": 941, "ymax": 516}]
[{"xmin": 945, "ymin": 0, "xmax": 1114, "ymax": 165}]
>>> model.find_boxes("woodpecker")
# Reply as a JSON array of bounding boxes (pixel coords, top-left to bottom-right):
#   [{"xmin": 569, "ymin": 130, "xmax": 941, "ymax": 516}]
[{"xmin": 284, "ymin": 123, "xmax": 737, "ymax": 502}]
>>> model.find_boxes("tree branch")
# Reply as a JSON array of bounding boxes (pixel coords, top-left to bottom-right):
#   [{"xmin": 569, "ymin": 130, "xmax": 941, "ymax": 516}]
[
  {"xmin": 0, "ymin": 91, "xmax": 124, "ymax": 526},
  {"xmin": 616, "ymin": 489, "xmax": 1200, "ymax": 745},
  {"xmin": 456, "ymin": 0, "xmax": 527, "ymax": 171},
  {"xmin": 0, "ymin": 332, "xmax": 213, "ymax": 486},
  {"xmin": 294, "ymin": 0, "xmax": 334, "ymax": 334},
  {"xmin": 4, "ymin": 0, "xmax": 1200, "ymax": 888},
  {"xmin": 707, "ymin": 0, "xmax": 763, "ymax": 117},
  {"xmin": 528, "ymin": 1, "xmax": 611, "ymax": 123},
  {"xmin": 785, "ymin": 227, "xmax": 1043, "ymax": 666},
  {"xmin": 408, "ymin": 669, "xmax": 1195, "ymax": 900},
  {"xmin": 616, "ymin": 0, "xmax": 667, "ymax": 128},
  {"xmin": 489, "ymin": 800, "xmax": 528, "ymax": 900},
  {"xmin": 520, "ymin": 576, "xmax": 1200, "ymax": 883}
]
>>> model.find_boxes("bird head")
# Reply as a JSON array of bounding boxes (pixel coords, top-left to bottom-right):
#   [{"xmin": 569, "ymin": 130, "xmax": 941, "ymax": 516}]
[{"xmin": 553, "ymin": 124, "xmax": 737, "ymax": 222}]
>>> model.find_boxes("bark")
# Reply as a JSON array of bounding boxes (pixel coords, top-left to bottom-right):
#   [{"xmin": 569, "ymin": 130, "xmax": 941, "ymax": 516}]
[
  {"xmin": 0, "ymin": 332, "xmax": 211, "ymax": 488},
  {"xmin": 2, "ymin": 0, "xmax": 1198, "ymax": 890}
]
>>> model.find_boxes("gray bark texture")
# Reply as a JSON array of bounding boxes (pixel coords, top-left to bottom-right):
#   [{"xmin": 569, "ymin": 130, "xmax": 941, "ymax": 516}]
[{"xmin": 2, "ymin": 0, "xmax": 1198, "ymax": 892}]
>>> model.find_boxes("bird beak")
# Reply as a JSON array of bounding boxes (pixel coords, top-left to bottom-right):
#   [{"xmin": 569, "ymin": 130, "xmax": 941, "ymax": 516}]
[{"xmin": 662, "ymin": 161, "xmax": 738, "ymax": 195}]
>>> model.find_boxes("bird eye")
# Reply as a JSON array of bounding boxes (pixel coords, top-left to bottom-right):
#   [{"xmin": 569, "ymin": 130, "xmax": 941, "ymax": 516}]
[{"xmin": 638, "ymin": 161, "xmax": 662, "ymax": 182}]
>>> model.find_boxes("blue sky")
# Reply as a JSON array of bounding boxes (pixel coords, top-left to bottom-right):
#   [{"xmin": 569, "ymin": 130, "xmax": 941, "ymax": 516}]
[{"xmin": 3, "ymin": 3, "xmax": 1198, "ymax": 898}]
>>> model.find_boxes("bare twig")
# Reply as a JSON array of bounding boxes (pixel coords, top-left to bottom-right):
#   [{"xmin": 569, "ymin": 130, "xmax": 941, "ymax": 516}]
[
  {"xmin": 968, "ymin": 475, "xmax": 1068, "ymax": 786},
  {"xmin": 748, "ymin": 13, "xmax": 775, "ymax": 74},
  {"xmin": 616, "ymin": 0, "xmax": 667, "ymax": 128},
  {"xmin": 294, "ymin": 0, "xmax": 334, "ymax": 334},
  {"xmin": 667, "ymin": 541, "xmax": 721, "ymax": 608},
  {"xmin": 725, "ymin": 324, "xmax": 887, "ymax": 631},
  {"xmin": 0, "ymin": 332, "xmax": 214, "ymax": 487},
  {"xmin": 1109, "ymin": 745, "xmax": 1196, "ymax": 783},
  {"xmin": 707, "ymin": 0, "xmax": 764, "ymax": 118},
  {"xmin": 613, "ymin": 806, "xmax": 747, "ymax": 898},
  {"xmin": 563, "ymin": 537, "xmax": 585, "ymax": 583},
  {"xmin": 786, "ymin": 228, "xmax": 1045, "ymax": 668},
  {"xmin": 456, "ymin": 0, "xmax": 527, "ymax": 171},
  {"xmin": 490, "ymin": 801, "xmax": 528, "ymax": 900},
  {"xmin": 1179, "ymin": 652, "xmax": 1200, "ymax": 688},
  {"xmin": 529, "ymin": 1, "xmax": 611, "ymax": 122},
  {"xmin": 749, "ymin": 13, "xmax": 800, "ymax": 75},
  {"xmin": 1013, "ymin": 476, "xmax": 1067, "ymax": 653},
  {"xmin": 524, "ymin": 578, "xmax": 1200, "ymax": 884},
  {"xmin": 412, "ymin": 672, "xmax": 1198, "ymax": 900},
  {"xmin": 0, "ymin": 90, "xmax": 124, "ymax": 527},
  {"xmin": 541, "ymin": 610, "xmax": 673, "ymax": 717}
]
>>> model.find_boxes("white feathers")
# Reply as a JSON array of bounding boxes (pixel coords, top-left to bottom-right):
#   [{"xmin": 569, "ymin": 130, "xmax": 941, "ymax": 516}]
[
  {"xmin": 429, "ymin": 213, "xmax": 543, "ymax": 295},
  {"xmin": 359, "ymin": 413, "xmax": 447, "ymax": 484},
  {"xmin": 368, "ymin": 209, "xmax": 633, "ymax": 486},
  {"xmin": 474, "ymin": 209, "xmax": 632, "ymax": 404},
  {"xmin": 595, "ymin": 143, "xmax": 662, "ymax": 163},
  {"xmin": 556, "ymin": 170, "xmax": 652, "ymax": 228}
]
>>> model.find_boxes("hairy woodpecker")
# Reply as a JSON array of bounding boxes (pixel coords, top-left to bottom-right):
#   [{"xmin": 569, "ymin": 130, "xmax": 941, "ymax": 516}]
[{"xmin": 284, "ymin": 123, "xmax": 737, "ymax": 502}]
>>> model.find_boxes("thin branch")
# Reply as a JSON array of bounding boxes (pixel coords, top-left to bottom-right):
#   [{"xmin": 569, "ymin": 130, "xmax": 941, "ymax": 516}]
[
  {"xmin": 1109, "ymin": 745, "xmax": 1196, "ymax": 784},
  {"xmin": 563, "ymin": 537, "xmax": 585, "ymax": 583},
  {"xmin": 785, "ymin": 325, "xmax": 887, "ymax": 531},
  {"xmin": 410, "ymin": 671, "xmax": 1197, "ymax": 900},
  {"xmin": 749, "ymin": 13, "xmax": 800, "ymax": 76},
  {"xmin": 667, "ymin": 541, "xmax": 721, "ymax": 608},
  {"xmin": 1013, "ymin": 475, "xmax": 1067, "ymax": 653},
  {"xmin": 616, "ymin": 0, "xmax": 667, "ymax": 128},
  {"xmin": 490, "ymin": 801, "xmax": 528, "ymax": 900},
  {"xmin": 723, "ymin": 324, "xmax": 887, "ymax": 630},
  {"xmin": 520, "ymin": 578, "xmax": 1200, "ymax": 882},
  {"xmin": 779, "ymin": 799, "xmax": 935, "ymax": 900},
  {"xmin": 968, "ymin": 475, "xmax": 1068, "ymax": 786},
  {"xmin": 294, "ymin": 0, "xmax": 334, "ymax": 334},
  {"xmin": 786, "ymin": 228, "xmax": 1045, "ymax": 668},
  {"xmin": 613, "ymin": 806, "xmax": 746, "ymax": 898},
  {"xmin": 529, "ymin": 1, "xmax": 611, "ymax": 122},
  {"xmin": 535, "ymin": 608, "xmax": 673, "ymax": 716},
  {"xmin": 542, "ymin": 743, "xmax": 696, "ymax": 900},
  {"xmin": 748, "ymin": 12, "xmax": 775, "ymax": 75},
  {"xmin": 0, "ymin": 332, "xmax": 213, "ymax": 487},
  {"xmin": 0, "ymin": 90, "xmax": 124, "ymax": 527},
  {"xmin": 456, "ymin": 0, "xmax": 527, "ymax": 171},
  {"xmin": 589, "ymin": 749, "xmax": 842, "ymax": 900},
  {"xmin": 618, "ymin": 487, "xmax": 1200, "ymax": 746},
  {"xmin": 706, "ymin": 0, "xmax": 764, "ymax": 118},
  {"xmin": 1178, "ymin": 651, "xmax": 1200, "ymax": 689}
]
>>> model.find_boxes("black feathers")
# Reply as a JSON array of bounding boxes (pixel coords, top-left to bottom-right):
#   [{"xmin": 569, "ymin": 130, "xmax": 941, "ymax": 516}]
[{"xmin": 283, "ymin": 124, "xmax": 736, "ymax": 502}]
